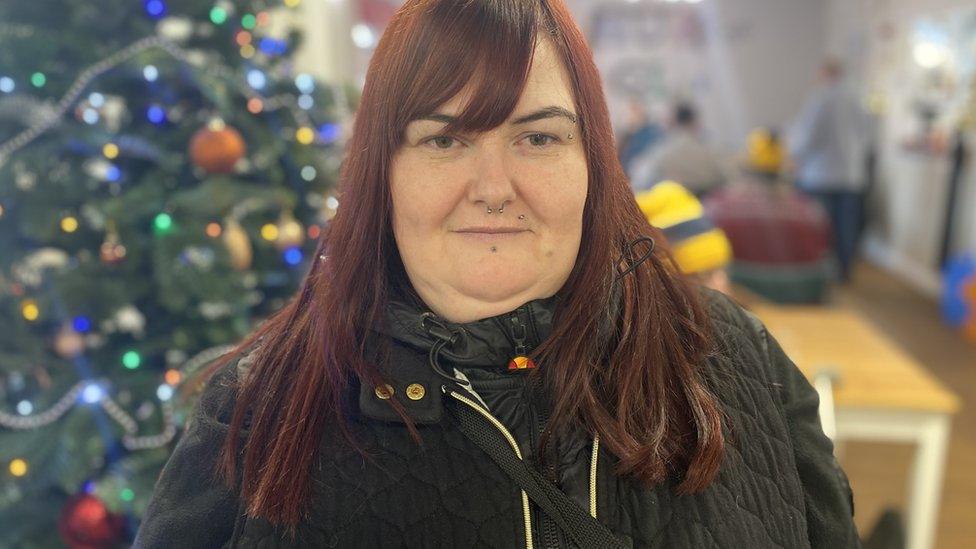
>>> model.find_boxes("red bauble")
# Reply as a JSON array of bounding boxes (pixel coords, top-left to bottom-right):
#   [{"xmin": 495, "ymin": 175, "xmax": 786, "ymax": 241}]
[
  {"xmin": 188, "ymin": 124, "xmax": 247, "ymax": 174},
  {"xmin": 58, "ymin": 494, "xmax": 125, "ymax": 549}
]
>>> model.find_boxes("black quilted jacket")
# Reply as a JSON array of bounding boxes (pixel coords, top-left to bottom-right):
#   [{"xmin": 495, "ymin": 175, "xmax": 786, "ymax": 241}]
[{"xmin": 134, "ymin": 290, "xmax": 859, "ymax": 548}]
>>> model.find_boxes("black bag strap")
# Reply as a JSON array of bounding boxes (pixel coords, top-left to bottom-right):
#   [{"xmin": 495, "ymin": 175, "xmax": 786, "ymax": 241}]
[{"xmin": 446, "ymin": 392, "xmax": 625, "ymax": 549}]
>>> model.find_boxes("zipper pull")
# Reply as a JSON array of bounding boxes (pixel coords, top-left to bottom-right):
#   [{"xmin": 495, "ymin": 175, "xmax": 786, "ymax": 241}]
[
  {"xmin": 508, "ymin": 312, "xmax": 536, "ymax": 371},
  {"xmin": 511, "ymin": 312, "xmax": 527, "ymax": 355}
]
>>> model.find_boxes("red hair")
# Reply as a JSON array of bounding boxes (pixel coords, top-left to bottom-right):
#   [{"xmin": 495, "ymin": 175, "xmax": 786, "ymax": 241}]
[{"xmin": 211, "ymin": 0, "xmax": 724, "ymax": 530}]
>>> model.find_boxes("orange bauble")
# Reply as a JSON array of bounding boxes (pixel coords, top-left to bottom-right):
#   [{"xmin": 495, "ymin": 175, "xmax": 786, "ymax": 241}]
[{"xmin": 188, "ymin": 123, "xmax": 247, "ymax": 174}]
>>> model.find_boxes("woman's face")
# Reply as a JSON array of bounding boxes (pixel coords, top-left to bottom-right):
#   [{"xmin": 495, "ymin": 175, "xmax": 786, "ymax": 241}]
[{"xmin": 390, "ymin": 39, "xmax": 588, "ymax": 323}]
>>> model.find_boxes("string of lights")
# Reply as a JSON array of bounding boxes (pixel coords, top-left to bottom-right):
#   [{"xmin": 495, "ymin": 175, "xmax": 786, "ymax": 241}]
[
  {"xmin": 0, "ymin": 344, "xmax": 236, "ymax": 450},
  {"xmin": 0, "ymin": 32, "xmax": 344, "ymax": 167}
]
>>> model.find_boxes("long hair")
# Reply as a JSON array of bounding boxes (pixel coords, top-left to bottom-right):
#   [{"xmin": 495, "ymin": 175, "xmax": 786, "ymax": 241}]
[{"xmin": 211, "ymin": 0, "xmax": 724, "ymax": 530}]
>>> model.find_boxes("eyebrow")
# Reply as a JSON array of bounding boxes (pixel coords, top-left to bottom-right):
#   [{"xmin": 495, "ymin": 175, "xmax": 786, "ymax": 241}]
[
  {"xmin": 414, "ymin": 106, "xmax": 578, "ymax": 126},
  {"xmin": 512, "ymin": 106, "xmax": 578, "ymax": 125}
]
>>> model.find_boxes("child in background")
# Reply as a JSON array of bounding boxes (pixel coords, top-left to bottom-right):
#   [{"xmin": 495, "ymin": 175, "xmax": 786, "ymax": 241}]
[{"xmin": 635, "ymin": 180, "xmax": 734, "ymax": 295}]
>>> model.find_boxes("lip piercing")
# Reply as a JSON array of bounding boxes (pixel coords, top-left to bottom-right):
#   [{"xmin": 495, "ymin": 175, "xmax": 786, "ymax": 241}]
[
  {"xmin": 490, "ymin": 246, "xmax": 498, "ymax": 253},
  {"xmin": 487, "ymin": 206, "xmax": 493, "ymax": 214},
  {"xmin": 518, "ymin": 215, "xmax": 525, "ymax": 220}
]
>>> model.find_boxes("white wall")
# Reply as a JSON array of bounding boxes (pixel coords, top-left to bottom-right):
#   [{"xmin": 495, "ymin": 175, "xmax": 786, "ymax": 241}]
[{"xmin": 704, "ymin": 0, "xmax": 827, "ymax": 148}]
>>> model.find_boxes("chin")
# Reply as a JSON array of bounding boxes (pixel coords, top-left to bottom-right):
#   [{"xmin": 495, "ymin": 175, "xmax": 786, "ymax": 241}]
[
  {"xmin": 444, "ymin": 247, "xmax": 568, "ymax": 304},
  {"xmin": 457, "ymin": 275, "xmax": 538, "ymax": 304}
]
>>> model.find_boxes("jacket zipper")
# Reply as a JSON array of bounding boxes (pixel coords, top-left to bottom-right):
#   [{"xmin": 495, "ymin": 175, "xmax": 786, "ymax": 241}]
[
  {"xmin": 511, "ymin": 307, "xmax": 600, "ymax": 522},
  {"xmin": 508, "ymin": 310, "xmax": 560, "ymax": 546},
  {"xmin": 590, "ymin": 436, "xmax": 600, "ymax": 518},
  {"xmin": 531, "ymin": 396, "xmax": 561, "ymax": 548},
  {"xmin": 448, "ymin": 390, "xmax": 534, "ymax": 549}
]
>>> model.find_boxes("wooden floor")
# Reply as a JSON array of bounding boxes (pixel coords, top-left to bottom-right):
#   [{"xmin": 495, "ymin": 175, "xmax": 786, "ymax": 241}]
[{"xmin": 830, "ymin": 263, "xmax": 976, "ymax": 548}]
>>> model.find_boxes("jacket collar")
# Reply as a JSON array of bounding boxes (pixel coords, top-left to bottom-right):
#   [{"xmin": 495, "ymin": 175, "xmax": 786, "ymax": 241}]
[
  {"xmin": 381, "ymin": 294, "xmax": 559, "ymax": 369},
  {"xmin": 358, "ymin": 293, "xmax": 559, "ymax": 424}
]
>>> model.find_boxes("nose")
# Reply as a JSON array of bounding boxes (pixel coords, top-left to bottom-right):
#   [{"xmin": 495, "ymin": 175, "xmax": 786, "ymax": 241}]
[{"xmin": 467, "ymin": 143, "xmax": 517, "ymax": 211}]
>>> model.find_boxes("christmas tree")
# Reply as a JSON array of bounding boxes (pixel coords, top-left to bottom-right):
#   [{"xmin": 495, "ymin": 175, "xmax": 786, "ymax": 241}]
[{"xmin": 0, "ymin": 1, "xmax": 349, "ymax": 545}]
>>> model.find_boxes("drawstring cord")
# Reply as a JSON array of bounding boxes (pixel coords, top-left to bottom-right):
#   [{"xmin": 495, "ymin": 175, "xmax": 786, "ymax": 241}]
[{"xmin": 419, "ymin": 312, "xmax": 470, "ymax": 387}]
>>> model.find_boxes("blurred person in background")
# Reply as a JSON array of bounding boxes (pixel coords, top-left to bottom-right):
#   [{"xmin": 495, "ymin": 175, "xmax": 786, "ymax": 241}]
[
  {"xmin": 135, "ymin": 1, "xmax": 858, "ymax": 547},
  {"xmin": 787, "ymin": 58, "xmax": 871, "ymax": 282},
  {"xmin": 636, "ymin": 181, "xmax": 733, "ymax": 295},
  {"xmin": 705, "ymin": 129, "xmax": 833, "ymax": 303},
  {"xmin": 629, "ymin": 101, "xmax": 728, "ymax": 196},
  {"xmin": 617, "ymin": 96, "xmax": 665, "ymax": 181}
]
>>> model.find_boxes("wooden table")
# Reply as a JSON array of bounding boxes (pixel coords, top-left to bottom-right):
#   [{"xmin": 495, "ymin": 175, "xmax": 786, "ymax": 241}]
[{"xmin": 752, "ymin": 305, "xmax": 962, "ymax": 549}]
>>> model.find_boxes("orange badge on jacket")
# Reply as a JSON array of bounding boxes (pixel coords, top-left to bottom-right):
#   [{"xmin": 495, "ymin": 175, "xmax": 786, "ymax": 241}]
[{"xmin": 508, "ymin": 356, "xmax": 536, "ymax": 370}]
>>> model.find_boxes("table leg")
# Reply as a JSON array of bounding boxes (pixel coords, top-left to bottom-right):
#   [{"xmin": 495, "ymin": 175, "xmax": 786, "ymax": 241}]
[
  {"xmin": 835, "ymin": 410, "xmax": 953, "ymax": 549},
  {"xmin": 905, "ymin": 414, "xmax": 951, "ymax": 549}
]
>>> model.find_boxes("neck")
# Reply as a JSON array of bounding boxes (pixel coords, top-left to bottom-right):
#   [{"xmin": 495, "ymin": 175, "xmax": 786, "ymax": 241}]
[
  {"xmin": 412, "ymin": 284, "xmax": 560, "ymax": 324},
  {"xmin": 380, "ymin": 289, "xmax": 559, "ymax": 369}
]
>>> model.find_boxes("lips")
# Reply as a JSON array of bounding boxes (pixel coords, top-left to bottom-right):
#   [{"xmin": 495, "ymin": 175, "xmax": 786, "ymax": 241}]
[
  {"xmin": 453, "ymin": 226, "xmax": 526, "ymax": 234},
  {"xmin": 452, "ymin": 227, "xmax": 529, "ymax": 241}
]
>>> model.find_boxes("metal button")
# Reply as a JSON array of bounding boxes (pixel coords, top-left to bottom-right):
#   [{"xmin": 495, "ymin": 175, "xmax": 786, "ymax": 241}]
[
  {"xmin": 405, "ymin": 383, "xmax": 426, "ymax": 401},
  {"xmin": 374, "ymin": 384, "xmax": 394, "ymax": 400}
]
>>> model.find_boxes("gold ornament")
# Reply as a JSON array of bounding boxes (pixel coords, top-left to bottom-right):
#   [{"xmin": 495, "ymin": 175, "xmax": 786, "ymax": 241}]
[
  {"xmin": 54, "ymin": 324, "xmax": 85, "ymax": 358},
  {"xmin": 222, "ymin": 218, "xmax": 252, "ymax": 270},
  {"xmin": 274, "ymin": 210, "xmax": 305, "ymax": 251}
]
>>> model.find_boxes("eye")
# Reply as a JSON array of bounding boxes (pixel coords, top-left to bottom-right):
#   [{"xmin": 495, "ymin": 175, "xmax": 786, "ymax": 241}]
[
  {"xmin": 523, "ymin": 133, "xmax": 559, "ymax": 147},
  {"xmin": 423, "ymin": 135, "xmax": 460, "ymax": 150}
]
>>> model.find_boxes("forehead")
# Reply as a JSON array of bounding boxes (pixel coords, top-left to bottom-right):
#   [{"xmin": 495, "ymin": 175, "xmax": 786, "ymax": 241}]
[{"xmin": 436, "ymin": 39, "xmax": 576, "ymax": 118}]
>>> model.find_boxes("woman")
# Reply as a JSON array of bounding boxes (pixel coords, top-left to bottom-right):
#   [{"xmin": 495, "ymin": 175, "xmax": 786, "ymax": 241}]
[{"xmin": 135, "ymin": 1, "xmax": 858, "ymax": 547}]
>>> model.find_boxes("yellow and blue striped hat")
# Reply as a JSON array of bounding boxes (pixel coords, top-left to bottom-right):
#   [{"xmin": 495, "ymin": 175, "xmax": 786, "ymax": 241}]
[{"xmin": 635, "ymin": 181, "xmax": 732, "ymax": 275}]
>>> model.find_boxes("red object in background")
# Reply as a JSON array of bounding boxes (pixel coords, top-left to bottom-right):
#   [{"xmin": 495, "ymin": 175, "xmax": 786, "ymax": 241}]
[
  {"xmin": 58, "ymin": 494, "xmax": 126, "ymax": 549},
  {"xmin": 704, "ymin": 181, "xmax": 831, "ymax": 265},
  {"xmin": 356, "ymin": 0, "xmax": 399, "ymax": 28}
]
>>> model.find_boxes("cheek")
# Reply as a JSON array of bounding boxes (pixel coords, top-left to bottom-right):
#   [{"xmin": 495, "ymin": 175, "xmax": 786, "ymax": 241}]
[
  {"xmin": 525, "ymin": 156, "xmax": 588, "ymax": 231},
  {"xmin": 390, "ymin": 156, "xmax": 466, "ymax": 242}
]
